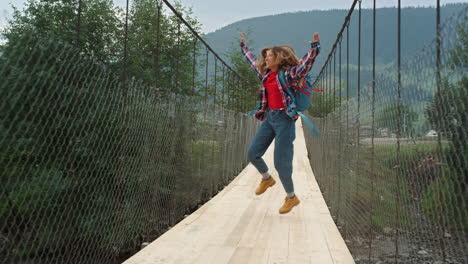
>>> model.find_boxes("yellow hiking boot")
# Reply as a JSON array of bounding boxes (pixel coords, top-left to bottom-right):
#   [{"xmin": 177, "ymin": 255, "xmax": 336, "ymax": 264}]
[
  {"xmin": 255, "ymin": 177, "xmax": 276, "ymax": 195},
  {"xmin": 279, "ymin": 195, "xmax": 300, "ymax": 214}
]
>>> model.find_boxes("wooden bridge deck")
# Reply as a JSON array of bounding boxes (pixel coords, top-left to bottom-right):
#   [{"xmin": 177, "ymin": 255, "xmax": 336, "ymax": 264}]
[{"xmin": 124, "ymin": 120, "xmax": 355, "ymax": 264}]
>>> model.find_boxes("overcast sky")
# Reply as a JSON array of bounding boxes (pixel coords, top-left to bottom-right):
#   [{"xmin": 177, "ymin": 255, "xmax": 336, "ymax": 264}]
[{"xmin": 1, "ymin": 0, "xmax": 466, "ymax": 33}]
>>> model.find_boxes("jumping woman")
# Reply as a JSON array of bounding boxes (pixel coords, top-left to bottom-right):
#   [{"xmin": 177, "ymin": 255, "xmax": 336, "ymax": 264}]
[{"xmin": 240, "ymin": 32, "xmax": 320, "ymax": 214}]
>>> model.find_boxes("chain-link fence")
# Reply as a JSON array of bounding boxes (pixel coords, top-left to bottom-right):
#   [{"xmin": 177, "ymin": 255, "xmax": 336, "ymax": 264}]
[
  {"xmin": 0, "ymin": 0, "xmax": 259, "ymax": 263},
  {"xmin": 304, "ymin": 1, "xmax": 467, "ymax": 263}
]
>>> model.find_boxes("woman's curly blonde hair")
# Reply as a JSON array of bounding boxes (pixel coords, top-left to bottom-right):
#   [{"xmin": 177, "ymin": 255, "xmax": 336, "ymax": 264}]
[{"xmin": 256, "ymin": 45, "xmax": 300, "ymax": 75}]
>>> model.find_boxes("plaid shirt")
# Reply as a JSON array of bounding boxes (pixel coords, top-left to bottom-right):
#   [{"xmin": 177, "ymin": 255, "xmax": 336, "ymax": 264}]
[{"xmin": 241, "ymin": 41, "xmax": 320, "ymax": 121}]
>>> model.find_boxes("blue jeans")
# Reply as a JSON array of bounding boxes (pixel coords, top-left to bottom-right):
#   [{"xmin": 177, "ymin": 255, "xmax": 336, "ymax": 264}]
[{"xmin": 247, "ymin": 110, "xmax": 296, "ymax": 194}]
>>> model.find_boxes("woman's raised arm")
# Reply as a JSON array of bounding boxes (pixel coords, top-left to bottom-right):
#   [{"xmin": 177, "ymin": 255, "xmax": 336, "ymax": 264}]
[
  {"xmin": 286, "ymin": 33, "xmax": 321, "ymax": 81},
  {"xmin": 239, "ymin": 32, "xmax": 263, "ymax": 81}
]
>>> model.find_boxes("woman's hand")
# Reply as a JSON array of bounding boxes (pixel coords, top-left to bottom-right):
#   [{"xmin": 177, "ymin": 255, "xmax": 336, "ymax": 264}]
[
  {"xmin": 310, "ymin": 32, "xmax": 320, "ymax": 49},
  {"xmin": 312, "ymin": 32, "xmax": 320, "ymax": 43},
  {"xmin": 240, "ymin": 32, "xmax": 246, "ymax": 45}
]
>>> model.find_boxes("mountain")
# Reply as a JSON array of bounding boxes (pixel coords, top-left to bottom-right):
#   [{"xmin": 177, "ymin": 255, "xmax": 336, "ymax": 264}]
[{"xmin": 203, "ymin": 3, "xmax": 467, "ymax": 79}]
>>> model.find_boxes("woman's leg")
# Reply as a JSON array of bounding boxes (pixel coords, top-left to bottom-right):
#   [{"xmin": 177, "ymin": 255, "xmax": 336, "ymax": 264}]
[
  {"xmin": 247, "ymin": 119, "xmax": 275, "ymax": 174},
  {"xmin": 272, "ymin": 113, "xmax": 296, "ymax": 194},
  {"xmin": 272, "ymin": 112, "xmax": 299, "ymax": 214}
]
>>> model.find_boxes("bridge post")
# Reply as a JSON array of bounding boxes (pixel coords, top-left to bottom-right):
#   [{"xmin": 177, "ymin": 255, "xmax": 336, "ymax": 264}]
[
  {"xmin": 434, "ymin": 0, "xmax": 448, "ymax": 261},
  {"xmin": 368, "ymin": 0, "xmax": 377, "ymax": 261},
  {"xmin": 176, "ymin": 21, "xmax": 181, "ymax": 94},
  {"xmin": 395, "ymin": 0, "xmax": 402, "ymax": 261},
  {"xmin": 354, "ymin": 2, "xmax": 362, "ymax": 253},
  {"xmin": 76, "ymin": 0, "xmax": 82, "ymax": 48},
  {"xmin": 192, "ymin": 38, "xmax": 197, "ymax": 97},
  {"xmin": 204, "ymin": 48, "xmax": 209, "ymax": 119},
  {"xmin": 344, "ymin": 22, "xmax": 350, "ymax": 242},
  {"xmin": 337, "ymin": 37, "xmax": 342, "ymax": 231},
  {"xmin": 155, "ymin": 4, "xmax": 161, "ymax": 90}
]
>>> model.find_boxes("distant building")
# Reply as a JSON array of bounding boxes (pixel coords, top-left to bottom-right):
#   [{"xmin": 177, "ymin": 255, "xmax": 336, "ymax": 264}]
[
  {"xmin": 360, "ymin": 125, "xmax": 373, "ymax": 137},
  {"xmin": 425, "ymin": 130, "xmax": 438, "ymax": 137},
  {"xmin": 377, "ymin": 127, "xmax": 391, "ymax": 137}
]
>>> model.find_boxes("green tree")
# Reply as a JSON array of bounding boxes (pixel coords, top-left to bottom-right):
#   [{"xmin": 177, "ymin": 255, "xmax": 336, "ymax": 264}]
[
  {"xmin": 0, "ymin": 33, "xmax": 131, "ymax": 261},
  {"xmin": 2, "ymin": 0, "xmax": 123, "ymax": 63},
  {"xmin": 423, "ymin": 15, "xmax": 467, "ymax": 231},
  {"xmin": 308, "ymin": 80, "xmax": 347, "ymax": 117},
  {"xmin": 376, "ymin": 103, "xmax": 418, "ymax": 137},
  {"xmin": 127, "ymin": 0, "xmax": 202, "ymax": 96},
  {"xmin": 448, "ymin": 14, "xmax": 468, "ymax": 68},
  {"xmin": 425, "ymin": 14, "xmax": 467, "ymax": 153},
  {"xmin": 308, "ymin": 92, "xmax": 335, "ymax": 117},
  {"xmin": 0, "ymin": 0, "xmax": 203, "ymax": 261}
]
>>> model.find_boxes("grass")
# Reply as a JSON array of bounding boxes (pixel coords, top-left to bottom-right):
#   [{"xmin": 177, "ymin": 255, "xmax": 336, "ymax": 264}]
[{"xmin": 320, "ymin": 141, "xmax": 446, "ymax": 235}]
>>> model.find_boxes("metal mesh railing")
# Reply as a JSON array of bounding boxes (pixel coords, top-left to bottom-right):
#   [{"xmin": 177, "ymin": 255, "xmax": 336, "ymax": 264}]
[
  {"xmin": 0, "ymin": 0, "xmax": 258, "ymax": 263},
  {"xmin": 304, "ymin": 0, "xmax": 467, "ymax": 263}
]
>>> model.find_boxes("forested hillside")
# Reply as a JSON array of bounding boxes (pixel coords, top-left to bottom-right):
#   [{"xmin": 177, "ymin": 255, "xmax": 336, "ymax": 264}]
[{"xmin": 204, "ymin": 3, "xmax": 466, "ymax": 79}]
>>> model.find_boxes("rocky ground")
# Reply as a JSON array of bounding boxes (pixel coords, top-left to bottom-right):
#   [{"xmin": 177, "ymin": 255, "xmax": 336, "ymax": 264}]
[{"xmin": 348, "ymin": 232, "xmax": 466, "ymax": 264}]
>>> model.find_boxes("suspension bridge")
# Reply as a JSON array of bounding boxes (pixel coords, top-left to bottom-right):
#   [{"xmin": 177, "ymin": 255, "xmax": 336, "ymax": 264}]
[{"xmin": 0, "ymin": 0, "xmax": 466, "ymax": 263}]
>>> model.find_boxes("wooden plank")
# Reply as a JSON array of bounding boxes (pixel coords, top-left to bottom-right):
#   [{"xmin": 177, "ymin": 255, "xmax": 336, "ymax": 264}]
[
  {"xmin": 191, "ymin": 246, "xmax": 236, "ymax": 264},
  {"xmin": 309, "ymin": 251, "xmax": 335, "ymax": 264},
  {"xmin": 287, "ymin": 209, "xmax": 310, "ymax": 263},
  {"xmin": 266, "ymin": 217, "xmax": 289, "ymax": 264},
  {"xmin": 227, "ymin": 247, "xmax": 253, "ymax": 264},
  {"xmin": 223, "ymin": 200, "xmax": 258, "ymax": 247},
  {"xmin": 247, "ymin": 247, "xmax": 269, "ymax": 264}
]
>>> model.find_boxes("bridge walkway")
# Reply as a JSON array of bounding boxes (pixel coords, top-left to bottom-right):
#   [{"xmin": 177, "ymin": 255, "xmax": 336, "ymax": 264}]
[{"xmin": 124, "ymin": 120, "xmax": 354, "ymax": 264}]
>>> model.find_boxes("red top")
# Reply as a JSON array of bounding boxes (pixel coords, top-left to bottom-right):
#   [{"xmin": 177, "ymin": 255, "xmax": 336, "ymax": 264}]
[{"xmin": 264, "ymin": 71, "xmax": 285, "ymax": 109}]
